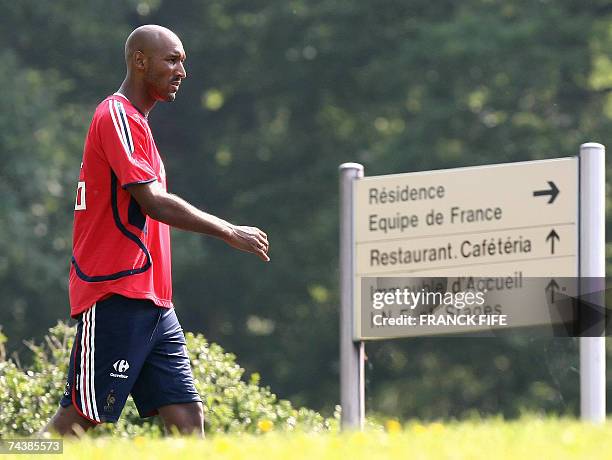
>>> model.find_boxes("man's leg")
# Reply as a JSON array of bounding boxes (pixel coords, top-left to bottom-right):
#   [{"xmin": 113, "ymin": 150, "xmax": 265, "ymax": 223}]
[
  {"xmin": 44, "ymin": 305, "xmax": 103, "ymax": 437},
  {"xmin": 42, "ymin": 405, "xmax": 96, "ymax": 437},
  {"xmin": 157, "ymin": 402, "xmax": 204, "ymax": 437},
  {"xmin": 131, "ymin": 308, "xmax": 203, "ymax": 437}
]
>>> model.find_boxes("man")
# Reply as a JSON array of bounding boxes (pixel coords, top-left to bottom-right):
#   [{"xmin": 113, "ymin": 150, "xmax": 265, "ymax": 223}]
[{"xmin": 43, "ymin": 25, "xmax": 270, "ymax": 437}]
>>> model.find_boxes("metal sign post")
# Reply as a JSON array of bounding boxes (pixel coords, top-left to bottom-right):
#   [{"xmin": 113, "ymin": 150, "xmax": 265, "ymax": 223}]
[
  {"xmin": 579, "ymin": 143, "xmax": 606, "ymax": 423},
  {"xmin": 339, "ymin": 163, "xmax": 365, "ymax": 430}
]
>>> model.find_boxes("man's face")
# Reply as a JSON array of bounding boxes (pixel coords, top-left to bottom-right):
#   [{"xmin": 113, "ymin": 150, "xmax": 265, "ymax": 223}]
[{"xmin": 143, "ymin": 35, "xmax": 187, "ymax": 102}]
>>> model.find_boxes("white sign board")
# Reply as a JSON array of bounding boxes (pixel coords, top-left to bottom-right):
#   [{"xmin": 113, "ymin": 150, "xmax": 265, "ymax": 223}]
[{"xmin": 353, "ymin": 158, "xmax": 578, "ymax": 339}]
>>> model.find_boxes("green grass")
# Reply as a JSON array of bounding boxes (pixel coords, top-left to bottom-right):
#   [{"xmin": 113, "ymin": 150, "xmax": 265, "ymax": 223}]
[{"xmin": 9, "ymin": 418, "xmax": 612, "ymax": 459}]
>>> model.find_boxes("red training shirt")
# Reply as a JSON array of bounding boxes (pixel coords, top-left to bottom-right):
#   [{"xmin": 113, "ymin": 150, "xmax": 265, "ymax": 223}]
[{"xmin": 69, "ymin": 93, "xmax": 173, "ymax": 317}]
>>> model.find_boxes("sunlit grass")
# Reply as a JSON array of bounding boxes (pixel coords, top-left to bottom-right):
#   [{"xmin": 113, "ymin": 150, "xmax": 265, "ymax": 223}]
[{"xmin": 12, "ymin": 418, "xmax": 612, "ymax": 460}]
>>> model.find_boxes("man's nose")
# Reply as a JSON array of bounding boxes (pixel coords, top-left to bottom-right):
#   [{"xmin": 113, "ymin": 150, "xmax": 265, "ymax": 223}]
[{"xmin": 178, "ymin": 62, "xmax": 187, "ymax": 79}]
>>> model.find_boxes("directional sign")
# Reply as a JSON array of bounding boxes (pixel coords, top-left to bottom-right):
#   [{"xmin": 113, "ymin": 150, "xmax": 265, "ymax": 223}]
[{"xmin": 353, "ymin": 157, "xmax": 578, "ymax": 339}]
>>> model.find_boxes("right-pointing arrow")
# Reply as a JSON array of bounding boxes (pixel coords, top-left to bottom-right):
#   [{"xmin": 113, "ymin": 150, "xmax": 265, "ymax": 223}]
[
  {"xmin": 533, "ymin": 181, "xmax": 560, "ymax": 204},
  {"xmin": 546, "ymin": 229, "xmax": 560, "ymax": 254}
]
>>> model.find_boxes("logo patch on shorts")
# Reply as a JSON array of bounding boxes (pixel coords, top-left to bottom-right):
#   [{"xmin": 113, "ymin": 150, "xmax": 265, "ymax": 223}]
[
  {"xmin": 110, "ymin": 359, "xmax": 130, "ymax": 378},
  {"xmin": 113, "ymin": 359, "xmax": 130, "ymax": 373},
  {"xmin": 104, "ymin": 389, "xmax": 116, "ymax": 412}
]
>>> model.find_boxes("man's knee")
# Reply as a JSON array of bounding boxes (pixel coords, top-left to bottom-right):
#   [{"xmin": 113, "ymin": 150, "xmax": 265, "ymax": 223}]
[
  {"xmin": 42, "ymin": 404, "xmax": 96, "ymax": 437},
  {"xmin": 158, "ymin": 402, "xmax": 204, "ymax": 436}
]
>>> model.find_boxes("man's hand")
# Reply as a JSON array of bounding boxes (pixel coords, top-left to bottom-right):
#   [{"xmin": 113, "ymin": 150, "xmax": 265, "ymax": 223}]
[{"xmin": 225, "ymin": 225, "xmax": 270, "ymax": 262}]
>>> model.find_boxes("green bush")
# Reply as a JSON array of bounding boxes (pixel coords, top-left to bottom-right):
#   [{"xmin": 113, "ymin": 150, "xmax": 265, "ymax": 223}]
[{"xmin": 0, "ymin": 322, "xmax": 333, "ymax": 437}]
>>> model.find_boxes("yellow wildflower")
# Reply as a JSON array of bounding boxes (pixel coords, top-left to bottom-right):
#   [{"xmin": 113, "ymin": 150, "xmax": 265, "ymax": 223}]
[
  {"xmin": 258, "ymin": 419, "xmax": 274, "ymax": 432},
  {"xmin": 385, "ymin": 419, "xmax": 402, "ymax": 433},
  {"xmin": 133, "ymin": 436, "xmax": 146, "ymax": 448}
]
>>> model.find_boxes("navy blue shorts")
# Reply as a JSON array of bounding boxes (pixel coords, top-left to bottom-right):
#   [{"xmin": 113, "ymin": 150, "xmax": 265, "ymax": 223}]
[{"xmin": 60, "ymin": 295, "xmax": 201, "ymax": 424}]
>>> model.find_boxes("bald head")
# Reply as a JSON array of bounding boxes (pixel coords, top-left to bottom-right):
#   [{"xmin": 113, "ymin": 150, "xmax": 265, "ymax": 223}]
[
  {"xmin": 125, "ymin": 25, "xmax": 183, "ymax": 67},
  {"xmin": 120, "ymin": 24, "xmax": 187, "ymax": 107}
]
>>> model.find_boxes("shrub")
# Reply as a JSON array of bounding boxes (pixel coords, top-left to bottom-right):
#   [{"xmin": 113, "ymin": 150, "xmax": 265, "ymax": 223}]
[{"xmin": 0, "ymin": 322, "xmax": 333, "ymax": 437}]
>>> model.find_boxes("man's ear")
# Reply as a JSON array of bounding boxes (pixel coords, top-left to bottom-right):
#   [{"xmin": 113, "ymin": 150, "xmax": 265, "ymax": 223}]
[{"xmin": 134, "ymin": 51, "xmax": 146, "ymax": 71}]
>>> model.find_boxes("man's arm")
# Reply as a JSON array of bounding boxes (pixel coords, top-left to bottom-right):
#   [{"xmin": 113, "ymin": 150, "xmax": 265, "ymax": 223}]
[{"xmin": 128, "ymin": 181, "xmax": 270, "ymax": 261}]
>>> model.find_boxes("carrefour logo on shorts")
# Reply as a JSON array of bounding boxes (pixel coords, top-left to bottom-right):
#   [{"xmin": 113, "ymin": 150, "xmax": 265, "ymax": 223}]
[{"xmin": 113, "ymin": 359, "xmax": 130, "ymax": 373}]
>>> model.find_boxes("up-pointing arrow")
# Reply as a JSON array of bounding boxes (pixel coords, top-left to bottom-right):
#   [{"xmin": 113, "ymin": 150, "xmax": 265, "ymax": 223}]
[
  {"xmin": 545, "ymin": 278, "xmax": 560, "ymax": 303},
  {"xmin": 546, "ymin": 229, "xmax": 560, "ymax": 254},
  {"xmin": 533, "ymin": 181, "xmax": 560, "ymax": 204}
]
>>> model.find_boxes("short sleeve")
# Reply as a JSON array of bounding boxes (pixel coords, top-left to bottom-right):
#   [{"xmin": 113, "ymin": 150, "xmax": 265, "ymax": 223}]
[{"xmin": 97, "ymin": 99, "xmax": 157, "ymax": 188}]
